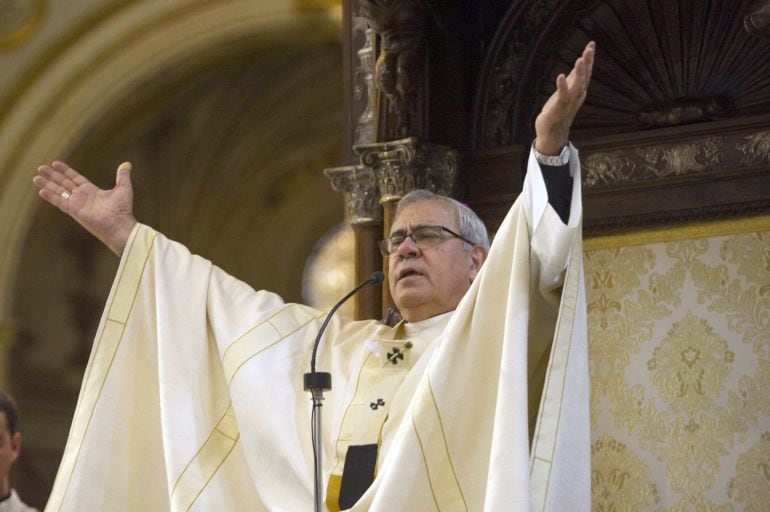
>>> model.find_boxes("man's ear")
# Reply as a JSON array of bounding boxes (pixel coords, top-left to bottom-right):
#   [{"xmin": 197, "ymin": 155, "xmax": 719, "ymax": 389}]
[
  {"xmin": 9, "ymin": 432, "xmax": 21, "ymax": 464},
  {"xmin": 468, "ymin": 245, "xmax": 488, "ymax": 281}
]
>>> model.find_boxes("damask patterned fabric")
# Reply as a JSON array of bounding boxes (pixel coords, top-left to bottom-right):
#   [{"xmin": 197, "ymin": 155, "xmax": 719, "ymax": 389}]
[{"xmin": 585, "ymin": 218, "xmax": 770, "ymax": 511}]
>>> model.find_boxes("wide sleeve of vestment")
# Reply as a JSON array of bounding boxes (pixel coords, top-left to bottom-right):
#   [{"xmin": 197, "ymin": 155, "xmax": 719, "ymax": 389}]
[
  {"xmin": 44, "ymin": 224, "xmax": 385, "ymax": 512},
  {"xmin": 524, "ymin": 143, "xmax": 583, "ymax": 296}
]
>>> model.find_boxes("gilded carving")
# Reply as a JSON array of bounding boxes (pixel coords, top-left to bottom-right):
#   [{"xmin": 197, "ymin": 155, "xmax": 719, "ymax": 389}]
[
  {"xmin": 736, "ymin": 130, "xmax": 770, "ymax": 166},
  {"xmin": 482, "ymin": 2, "xmax": 558, "ymax": 147},
  {"xmin": 354, "ymin": 24, "xmax": 378, "ymax": 145},
  {"xmin": 584, "ymin": 152, "xmax": 636, "ymax": 187},
  {"xmin": 637, "ymin": 138, "xmax": 723, "ymax": 177},
  {"xmin": 583, "ymin": 138, "xmax": 724, "ymax": 187},
  {"xmin": 323, "ymin": 165, "xmax": 382, "ymax": 224},
  {"xmin": 359, "ymin": 0, "xmax": 425, "ymax": 135},
  {"xmin": 355, "ymin": 137, "xmax": 458, "ymax": 202},
  {"xmin": 638, "ymin": 97, "xmax": 733, "ymax": 128},
  {"xmin": 357, "ymin": 138, "xmax": 418, "ymax": 202}
]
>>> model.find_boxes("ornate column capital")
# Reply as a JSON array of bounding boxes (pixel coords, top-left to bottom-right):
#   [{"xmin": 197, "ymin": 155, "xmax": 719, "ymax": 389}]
[
  {"xmin": 323, "ymin": 165, "xmax": 382, "ymax": 225},
  {"xmin": 354, "ymin": 137, "xmax": 460, "ymax": 203}
]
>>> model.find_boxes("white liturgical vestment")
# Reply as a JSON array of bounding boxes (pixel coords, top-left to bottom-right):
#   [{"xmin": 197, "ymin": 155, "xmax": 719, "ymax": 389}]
[{"xmin": 45, "ymin": 147, "xmax": 590, "ymax": 511}]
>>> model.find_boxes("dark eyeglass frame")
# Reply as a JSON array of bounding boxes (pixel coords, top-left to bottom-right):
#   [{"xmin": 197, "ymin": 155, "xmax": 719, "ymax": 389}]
[{"xmin": 379, "ymin": 225, "xmax": 476, "ymax": 256}]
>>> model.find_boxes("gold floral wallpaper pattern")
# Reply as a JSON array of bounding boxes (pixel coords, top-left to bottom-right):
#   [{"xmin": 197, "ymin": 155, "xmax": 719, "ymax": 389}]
[{"xmin": 585, "ymin": 219, "xmax": 770, "ymax": 511}]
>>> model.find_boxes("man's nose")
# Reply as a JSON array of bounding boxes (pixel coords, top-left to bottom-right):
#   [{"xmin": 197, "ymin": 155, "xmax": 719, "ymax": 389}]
[{"xmin": 395, "ymin": 235, "xmax": 420, "ymax": 257}]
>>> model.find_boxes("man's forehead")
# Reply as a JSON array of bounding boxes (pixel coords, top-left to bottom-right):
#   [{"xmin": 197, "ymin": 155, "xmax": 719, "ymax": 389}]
[{"xmin": 392, "ymin": 200, "xmax": 456, "ymax": 231}]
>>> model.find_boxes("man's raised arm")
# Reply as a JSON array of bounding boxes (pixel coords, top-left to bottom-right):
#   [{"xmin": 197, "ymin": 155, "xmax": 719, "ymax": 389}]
[
  {"xmin": 528, "ymin": 41, "xmax": 595, "ymax": 225},
  {"xmin": 534, "ymin": 41, "xmax": 595, "ymax": 157},
  {"xmin": 523, "ymin": 41, "xmax": 594, "ymax": 292},
  {"xmin": 32, "ymin": 161, "xmax": 137, "ymax": 256}
]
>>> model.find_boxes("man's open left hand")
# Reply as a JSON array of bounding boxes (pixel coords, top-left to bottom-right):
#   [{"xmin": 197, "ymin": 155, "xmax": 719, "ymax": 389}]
[{"xmin": 534, "ymin": 41, "xmax": 596, "ymax": 156}]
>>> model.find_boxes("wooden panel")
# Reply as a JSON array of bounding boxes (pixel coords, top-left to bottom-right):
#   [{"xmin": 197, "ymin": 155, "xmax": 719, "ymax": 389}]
[
  {"xmin": 462, "ymin": 115, "xmax": 770, "ymax": 235},
  {"xmin": 462, "ymin": 146, "xmax": 527, "ymax": 232}
]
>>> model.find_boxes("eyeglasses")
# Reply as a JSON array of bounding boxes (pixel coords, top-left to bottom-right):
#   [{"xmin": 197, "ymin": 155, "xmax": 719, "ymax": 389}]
[{"xmin": 379, "ymin": 225, "xmax": 476, "ymax": 256}]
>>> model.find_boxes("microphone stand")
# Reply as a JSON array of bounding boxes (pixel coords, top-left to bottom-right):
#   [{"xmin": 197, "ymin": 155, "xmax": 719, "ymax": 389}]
[{"xmin": 303, "ymin": 271, "xmax": 384, "ymax": 512}]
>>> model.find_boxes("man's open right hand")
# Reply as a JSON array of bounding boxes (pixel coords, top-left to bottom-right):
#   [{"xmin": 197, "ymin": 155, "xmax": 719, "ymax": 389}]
[{"xmin": 33, "ymin": 161, "xmax": 137, "ymax": 256}]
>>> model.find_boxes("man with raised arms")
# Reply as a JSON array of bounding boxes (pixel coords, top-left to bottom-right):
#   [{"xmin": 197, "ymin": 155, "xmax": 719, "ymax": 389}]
[{"xmin": 34, "ymin": 43, "xmax": 595, "ymax": 512}]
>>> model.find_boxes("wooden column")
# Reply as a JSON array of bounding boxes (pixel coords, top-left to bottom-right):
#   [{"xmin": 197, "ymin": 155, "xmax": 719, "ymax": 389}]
[
  {"xmin": 323, "ymin": 165, "xmax": 383, "ymax": 320},
  {"xmin": 337, "ymin": 0, "xmax": 462, "ymax": 321},
  {"xmin": 352, "ymin": 222, "xmax": 382, "ymax": 319}
]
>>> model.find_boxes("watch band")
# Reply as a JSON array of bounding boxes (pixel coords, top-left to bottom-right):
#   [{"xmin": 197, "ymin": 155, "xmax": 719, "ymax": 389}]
[{"xmin": 533, "ymin": 144, "xmax": 570, "ymax": 166}]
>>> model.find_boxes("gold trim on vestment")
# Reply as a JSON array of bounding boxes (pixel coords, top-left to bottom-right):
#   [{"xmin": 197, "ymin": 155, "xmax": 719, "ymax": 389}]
[
  {"xmin": 326, "ymin": 474, "xmax": 343, "ymax": 512},
  {"xmin": 326, "ymin": 351, "xmax": 375, "ymax": 510},
  {"xmin": 530, "ymin": 234, "xmax": 583, "ymax": 509},
  {"xmin": 221, "ymin": 304, "xmax": 322, "ymax": 385},
  {"xmin": 170, "ymin": 405, "xmax": 240, "ymax": 512},
  {"xmin": 47, "ymin": 224, "xmax": 157, "ymax": 511},
  {"xmin": 411, "ymin": 376, "xmax": 468, "ymax": 511}
]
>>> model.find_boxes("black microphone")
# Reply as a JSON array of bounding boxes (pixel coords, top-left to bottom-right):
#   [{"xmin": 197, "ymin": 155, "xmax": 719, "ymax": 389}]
[
  {"xmin": 304, "ymin": 271, "xmax": 383, "ymax": 512},
  {"xmin": 304, "ymin": 271, "xmax": 384, "ymax": 392}
]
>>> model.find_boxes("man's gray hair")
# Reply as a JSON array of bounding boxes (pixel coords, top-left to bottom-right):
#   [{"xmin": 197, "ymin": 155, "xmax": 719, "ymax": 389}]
[{"xmin": 395, "ymin": 189, "xmax": 490, "ymax": 251}]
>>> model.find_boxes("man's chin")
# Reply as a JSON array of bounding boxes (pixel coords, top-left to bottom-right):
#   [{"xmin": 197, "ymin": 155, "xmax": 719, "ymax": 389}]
[{"xmin": 393, "ymin": 288, "xmax": 429, "ymax": 311}]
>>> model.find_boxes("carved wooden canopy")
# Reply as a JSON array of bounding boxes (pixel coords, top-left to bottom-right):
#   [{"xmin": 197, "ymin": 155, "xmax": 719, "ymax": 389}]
[
  {"xmin": 465, "ymin": 0, "xmax": 770, "ymax": 234},
  {"xmin": 339, "ymin": 0, "xmax": 770, "ymax": 316}
]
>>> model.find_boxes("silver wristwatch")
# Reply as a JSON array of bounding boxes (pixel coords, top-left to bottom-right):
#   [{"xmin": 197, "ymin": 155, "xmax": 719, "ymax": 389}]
[{"xmin": 533, "ymin": 144, "xmax": 570, "ymax": 166}]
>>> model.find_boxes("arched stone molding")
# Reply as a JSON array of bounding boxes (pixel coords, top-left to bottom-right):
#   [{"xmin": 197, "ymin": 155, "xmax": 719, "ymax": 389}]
[{"xmin": 0, "ymin": 0, "xmax": 341, "ymax": 321}]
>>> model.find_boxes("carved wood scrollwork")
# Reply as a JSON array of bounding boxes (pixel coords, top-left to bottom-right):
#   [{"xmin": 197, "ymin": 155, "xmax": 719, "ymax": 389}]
[
  {"xmin": 471, "ymin": 0, "xmax": 770, "ymax": 234},
  {"xmin": 353, "ymin": 24, "xmax": 378, "ymax": 145},
  {"xmin": 584, "ymin": 138, "xmax": 724, "ymax": 187},
  {"xmin": 583, "ymin": 128, "xmax": 770, "ymax": 188},
  {"xmin": 638, "ymin": 97, "xmax": 734, "ymax": 129},
  {"xmin": 359, "ymin": 0, "xmax": 427, "ymax": 138},
  {"xmin": 479, "ymin": 1, "xmax": 560, "ymax": 148},
  {"xmin": 737, "ymin": 129, "xmax": 770, "ymax": 165}
]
